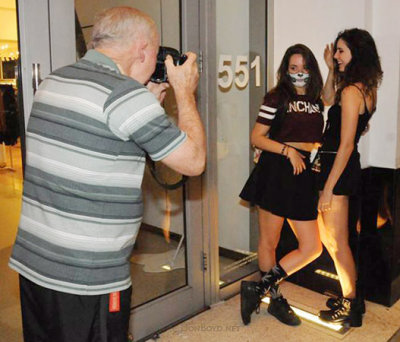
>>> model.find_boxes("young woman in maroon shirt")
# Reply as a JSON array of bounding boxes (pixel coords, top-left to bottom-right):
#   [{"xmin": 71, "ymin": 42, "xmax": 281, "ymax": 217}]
[{"xmin": 240, "ymin": 44, "xmax": 324, "ymax": 326}]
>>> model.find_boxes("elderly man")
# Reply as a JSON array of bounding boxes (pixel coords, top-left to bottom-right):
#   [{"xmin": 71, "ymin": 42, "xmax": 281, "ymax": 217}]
[{"xmin": 9, "ymin": 7, "xmax": 205, "ymax": 342}]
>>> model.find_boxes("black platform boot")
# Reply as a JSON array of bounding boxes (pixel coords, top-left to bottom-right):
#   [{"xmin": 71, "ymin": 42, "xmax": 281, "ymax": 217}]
[
  {"xmin": 267, "ymin": 284, "xmax": 301, "ymax": 326},
  {"xmin": 240, "ymin": 264, "xmax": 287, "ymax": 325},
  {"xmin": 326, "ymin": 296, "xmax": 366, "ymax": 314},
  {"xmin": 319, "ymin": 297, "xmax": 362, "ymax": 327},
  {"xmin": 240, "ymin": 281, "xmax": 263, "ymax": 325}
]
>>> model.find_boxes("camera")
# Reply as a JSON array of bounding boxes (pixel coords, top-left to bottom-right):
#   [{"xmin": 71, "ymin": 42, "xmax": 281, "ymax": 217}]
[{"xmin": 150, "ymin": 46, "xmax": 187, "ymax": 83}]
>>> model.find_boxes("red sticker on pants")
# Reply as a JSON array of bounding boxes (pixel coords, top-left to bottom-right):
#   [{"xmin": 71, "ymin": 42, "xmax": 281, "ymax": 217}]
[{"xmin": 109, "ymin": 291, "xmax": 120, "ymax": 312}]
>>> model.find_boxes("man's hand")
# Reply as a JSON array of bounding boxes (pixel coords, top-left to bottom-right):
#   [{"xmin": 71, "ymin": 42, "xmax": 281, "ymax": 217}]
[
  {"xmin": 146, "ymin": 81, "xmax": 170, "ymax": 103},
  {"xmin": 165, "ymin": 52, "xmax": 199, "ymax": 95},
  {"xmin": 160, "ymin": 51, "xmax": 205, "ymax": 176}
]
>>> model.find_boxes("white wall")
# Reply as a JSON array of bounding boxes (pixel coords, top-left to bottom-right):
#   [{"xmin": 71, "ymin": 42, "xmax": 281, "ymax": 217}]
[
  {"xmin": 270, "ymin": 0, "xmax": 400, "ymax": 168},
  {"xmin": 367, "ymin": 0, "xmax": 400, "ymax": 168}
]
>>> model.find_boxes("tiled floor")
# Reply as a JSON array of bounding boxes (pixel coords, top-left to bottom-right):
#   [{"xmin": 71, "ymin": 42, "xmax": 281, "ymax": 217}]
[
  {"xmin": 0, "ymin": 142, "xmax": 23, "ymax": 342},
  {"xmin": 0, "ymin": 142, "xmax": 23, "ymax": 250},
  {"xmin": 158, "ymin": 282, "xmax": 400, "ymax": 342}
]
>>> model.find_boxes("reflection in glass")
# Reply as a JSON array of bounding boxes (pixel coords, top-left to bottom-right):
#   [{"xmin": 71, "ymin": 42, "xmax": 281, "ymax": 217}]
[
  {"xmin": 216, "ymin": 0, "xmax": 266, "ymax": 287},
  {"xmin": 0, "ymin": 5, "xmax": 24, "ymax": 342},
  {"xmin": 0, "ymin": 0, "xmax": 24, "ymax": 248},
  {"xmin": 75, "ymin": 0, "xmax": 186, "ymax": 308}
]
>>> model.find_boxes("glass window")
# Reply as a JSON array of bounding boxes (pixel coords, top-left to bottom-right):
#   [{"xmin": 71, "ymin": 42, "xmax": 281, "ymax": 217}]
[
  {"xmin": 75, "ymin": 0, "xmax": 187, "ymax": 307},
  {"xmin": 216, "ymin": 0, "xmax": 267, "ymax": 287}
]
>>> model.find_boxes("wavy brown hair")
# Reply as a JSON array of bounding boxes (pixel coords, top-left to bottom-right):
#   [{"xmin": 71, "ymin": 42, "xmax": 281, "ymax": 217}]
[{"xmin": 334, "ymin": 28, "xmax": 383, "ymax": 100}]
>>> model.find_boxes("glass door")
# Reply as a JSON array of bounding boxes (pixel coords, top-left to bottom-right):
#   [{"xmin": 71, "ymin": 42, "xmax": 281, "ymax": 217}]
[
  {"xmin": 213, "ymin": 0, "xmax": 268, "ymax": 297},
  {"xmin": 18, "ymin": 0, "xmax": 205, "ymax": 341}
]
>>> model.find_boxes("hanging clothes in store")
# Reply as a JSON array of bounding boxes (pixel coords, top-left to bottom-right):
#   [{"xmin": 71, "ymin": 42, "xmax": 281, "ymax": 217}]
[{"xmin": 0, "ymin": 85, "xmax": 19, "ymax": 146}]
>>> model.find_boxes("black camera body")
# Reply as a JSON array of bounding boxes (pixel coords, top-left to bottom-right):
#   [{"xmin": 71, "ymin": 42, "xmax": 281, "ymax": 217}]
[{"xmin": 150, "ymin": 46, "xmax": 187, "ymax": 83}]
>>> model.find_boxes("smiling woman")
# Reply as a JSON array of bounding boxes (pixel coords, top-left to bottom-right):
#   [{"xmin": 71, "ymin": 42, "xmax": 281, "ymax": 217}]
[
  {"xmin": 333, "ymin": 39, "xmax": 352, "ymax": 72},
  {"xmin": 317, "ymin": 28, "xmax": 383, "ymax": 327}
]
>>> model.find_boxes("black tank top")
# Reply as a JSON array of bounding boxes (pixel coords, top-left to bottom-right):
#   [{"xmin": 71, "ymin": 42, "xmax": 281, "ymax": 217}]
[{"xmin": 321, "ymin": 85, "xmax": 374, "ymax": 152}]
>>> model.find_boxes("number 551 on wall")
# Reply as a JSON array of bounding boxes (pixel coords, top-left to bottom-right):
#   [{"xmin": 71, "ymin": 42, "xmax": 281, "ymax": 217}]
[{"xmin": 218, "ymin": 54, "xmax": 261, "ymax": 90}]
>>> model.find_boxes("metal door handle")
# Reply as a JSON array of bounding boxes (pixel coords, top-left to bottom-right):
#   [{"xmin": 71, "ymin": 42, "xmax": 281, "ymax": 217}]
[{"xmin": 32, "ymin": 63, "xmax": 42, "ymax": 94}]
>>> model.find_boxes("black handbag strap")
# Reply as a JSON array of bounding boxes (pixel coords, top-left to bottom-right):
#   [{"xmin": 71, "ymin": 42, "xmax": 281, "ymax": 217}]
[{"xmin": 146, "ymin": 156, "xmax": 188, "ymax": 190}]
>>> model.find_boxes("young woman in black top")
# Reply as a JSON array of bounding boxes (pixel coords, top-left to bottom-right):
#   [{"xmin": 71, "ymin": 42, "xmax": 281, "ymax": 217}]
[
  {"xmin": 318, "ymin": 28, "xmax": 383, "ymax": 326},
  {"xmin": 239, "ymin": 44, "xmax": 324, "ymax": 326}
]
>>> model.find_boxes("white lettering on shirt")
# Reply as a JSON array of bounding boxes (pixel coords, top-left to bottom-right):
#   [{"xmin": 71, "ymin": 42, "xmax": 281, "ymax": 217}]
[{"xmin": 288, "ymin": 101, "xmax": 320, "ymax": 114}]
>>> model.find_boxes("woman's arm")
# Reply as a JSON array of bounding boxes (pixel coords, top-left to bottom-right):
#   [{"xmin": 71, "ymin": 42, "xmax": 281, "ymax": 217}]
[
  {"xmin": 321, "ymin": 43, "xmax": 336, "ymax": 106},
  {"xmin": 251, "ymin": 122, "xmax": 306, "ymax": 175},
  {"xmin": 318, "ymin": 86, "xmax": 363, "ymax": 210}
]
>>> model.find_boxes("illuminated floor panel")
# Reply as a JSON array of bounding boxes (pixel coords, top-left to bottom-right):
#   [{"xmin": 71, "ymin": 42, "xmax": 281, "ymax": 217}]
[{"xmin": 262, "ymin": 296, "xmax": 349, "ymax": 334}]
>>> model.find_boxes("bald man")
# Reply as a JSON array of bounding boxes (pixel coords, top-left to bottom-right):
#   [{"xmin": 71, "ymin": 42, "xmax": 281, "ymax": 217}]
[{"xmin": 9, "ymin": 7, "xmax": 205, "ymax": 342}]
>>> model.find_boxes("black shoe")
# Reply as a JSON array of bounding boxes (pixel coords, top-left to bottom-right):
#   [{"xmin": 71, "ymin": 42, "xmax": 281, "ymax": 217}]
[
  {"xmin": 267, "ymin": 296, "xmax": 301, "ymax": 326},
  {"xmin": 240, "ymin": 281, "xmax": 262, "ymax": 325},
  {"xmin": 319, "ymin": 298, "xmax": 362, "ymax": 327},
  {"xmin": 326, "ymin": 296, "xmax": 366, "ymax": 314}
]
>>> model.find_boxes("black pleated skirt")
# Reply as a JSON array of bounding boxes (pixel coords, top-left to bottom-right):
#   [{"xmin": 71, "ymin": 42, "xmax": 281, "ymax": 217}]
[
  {"xmin": 239, "ymin": 150, "xmax": 318, "ymax": 221},
  {"xmin": 318, "ymin": 150, "xmax": 361, "ymax": 196}
]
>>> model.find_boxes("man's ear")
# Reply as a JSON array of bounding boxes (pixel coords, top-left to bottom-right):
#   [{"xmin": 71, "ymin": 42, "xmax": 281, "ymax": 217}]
[{"xmin": 138, "ymin": 40, "xmax": 148, "ymax": 63}]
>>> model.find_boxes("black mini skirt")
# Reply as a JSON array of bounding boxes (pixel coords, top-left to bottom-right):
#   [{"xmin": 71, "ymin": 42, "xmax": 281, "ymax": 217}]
[
  {"xmin": 239, "ymin": 150, "xmax": 318, "ymax": 221},
  {"xmin": 317, "ymin": 150, "xmax": 361, "ymax": 196}
]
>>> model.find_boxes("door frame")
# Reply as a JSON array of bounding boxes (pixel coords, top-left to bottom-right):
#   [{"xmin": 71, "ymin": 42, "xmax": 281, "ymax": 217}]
[
  {"xmin": 201, "ymin": 0, "xmax": 268, "ymax": 303},
  {"xmin": 18, "ymin": 0, "xmax": 75, "ymax": 128},
  {"xmin": 131, "ymin": 1, "xmax": 207, "ymax": 339},
  {"xmin": 197, "ymin": 0, "xmax": 220, "ymax": 306}
]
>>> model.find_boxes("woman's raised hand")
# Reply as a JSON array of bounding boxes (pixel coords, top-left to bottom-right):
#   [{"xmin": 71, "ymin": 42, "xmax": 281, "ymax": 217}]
[{"xmin": 324, "ymin": 43, "xmax": 335, "ymax": 71}]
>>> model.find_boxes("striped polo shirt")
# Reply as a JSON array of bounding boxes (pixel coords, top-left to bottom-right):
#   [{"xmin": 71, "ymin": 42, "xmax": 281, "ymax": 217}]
[{"xmin": 9, "ymin": 50, "xmax": 186, "ymax": 295}]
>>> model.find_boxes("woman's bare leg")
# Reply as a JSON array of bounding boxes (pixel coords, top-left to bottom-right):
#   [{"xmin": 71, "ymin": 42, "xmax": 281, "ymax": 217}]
[
  {"xmin": 257, "ymin": 207, "xmax": 284, "ymax": 272},
  {"xmin": 319, "ymin": 195, "xmax": 357, "ymax": 298},
  {"xmin": 279, "ymin": 219, "xmax": 323, "ymax": 275},
  {"xmin": 258, "ymin": 207, "xmax": 322, "ymax": 275}
]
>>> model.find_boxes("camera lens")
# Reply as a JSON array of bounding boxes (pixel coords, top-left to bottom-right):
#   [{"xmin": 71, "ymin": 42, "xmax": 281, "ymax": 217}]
[{"xmin": 150, "ymin": 46, "xmax": 186, "ymax": 83}]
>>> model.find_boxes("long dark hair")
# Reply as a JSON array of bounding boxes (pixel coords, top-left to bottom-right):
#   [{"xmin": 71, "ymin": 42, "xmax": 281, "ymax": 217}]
[
  {"xmin": 334, "ymin": 28, "xmax": 383, "ymax": 100},
  {"xmin": 267, "ymin": 44, "xmax": 323, "ymax": 136}
]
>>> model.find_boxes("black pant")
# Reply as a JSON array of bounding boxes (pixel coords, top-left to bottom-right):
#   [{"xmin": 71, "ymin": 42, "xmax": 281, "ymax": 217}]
[{"xmin": 19, "ymin": 275, "xmax": 132, "ymax": 342}]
